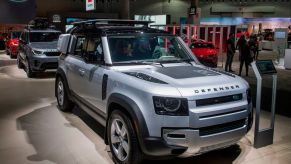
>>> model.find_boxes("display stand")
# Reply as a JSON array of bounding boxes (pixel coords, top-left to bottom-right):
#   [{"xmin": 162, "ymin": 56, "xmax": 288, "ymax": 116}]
[
  {"xmin": 284, "ymin": 49, "xmax": 291, "ymax": 69},
  {"xmin": 251, "ymin": 60, "xmax": 277, "ymax": 149}
]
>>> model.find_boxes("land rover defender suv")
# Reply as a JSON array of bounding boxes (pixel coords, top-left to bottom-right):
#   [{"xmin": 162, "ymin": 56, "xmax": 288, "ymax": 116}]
[
  {"xmin": 17, "ymin": 19, "xmax": 61, "ymax": 78},
  {"xmin": 55, "ymin": 19, "xmax": 253, "ymax": 164}
]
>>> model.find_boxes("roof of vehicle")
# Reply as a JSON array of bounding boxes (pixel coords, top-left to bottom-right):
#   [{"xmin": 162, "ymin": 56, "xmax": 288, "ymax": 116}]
[
  {"xmin": 24, "ymin": 29, "xmax": 61, "ymax": 33},
  {"xmin": 69, "ymin": 19, "xmax": 170, "ymax": 35}
]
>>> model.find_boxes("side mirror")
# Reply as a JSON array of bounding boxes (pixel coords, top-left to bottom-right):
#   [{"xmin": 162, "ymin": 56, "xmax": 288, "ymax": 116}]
[{"xmin": 57, "ymin": 34, "xmax": 71, "ymax": 54}]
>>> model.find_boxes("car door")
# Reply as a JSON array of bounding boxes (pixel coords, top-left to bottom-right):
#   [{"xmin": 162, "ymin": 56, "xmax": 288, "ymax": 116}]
[
  {"xmin": 66, "ymin": 36, "xmax": 87, "ymax": 96},
  {"xmin": 77, "ymin": 37, "xmax": 107, "ymax": 113}
]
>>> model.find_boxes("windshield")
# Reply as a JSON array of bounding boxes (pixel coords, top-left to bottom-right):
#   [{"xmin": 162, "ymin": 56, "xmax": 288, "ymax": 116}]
[
  {"xmin": 190, "ymin": 43, "xmax": 214, "ymax": 49},
  {"xmin": 29, "ymin": 32, "xmax": 60, "ymax": 42},
  {"xmin": 11, "ymin": 32, "xmax": 21, "ymax": 39},
  {"xmin": 108, "ymin": 34, "xmax": 194, "ymax": 64}
]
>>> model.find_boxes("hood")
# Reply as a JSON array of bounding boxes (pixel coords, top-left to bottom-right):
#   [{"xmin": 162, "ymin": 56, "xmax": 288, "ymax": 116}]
[
  {"xmin": 29, "ymin": 41, "xmax": 58, "ymax": 51},
  {"xmin": 121, "ymin": 65, "xmax": 240, "ymax": 87},
  {"xmin": 120, "ymin": 64, "xmax": 247, "ymax": 99},
  {"xmin": 192, "ymin": 48, "xmax": 218, "ymax": 56}
]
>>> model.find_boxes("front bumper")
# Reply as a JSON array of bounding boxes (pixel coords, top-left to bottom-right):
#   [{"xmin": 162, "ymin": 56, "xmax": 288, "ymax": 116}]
[
  {"xmin": 140, "ymin": 98, "xmax": 252, "ymax": 158},
  {"xmin": 142, "ymin": 118, "xmax": 249, "ymax": 158},
  {"xmin": 29, "ymin": 55, "xmax": 59, "ymax": 72},
  {"xmin": 162, "ymin": 119, "xmax": 247, "ymax": 157}
]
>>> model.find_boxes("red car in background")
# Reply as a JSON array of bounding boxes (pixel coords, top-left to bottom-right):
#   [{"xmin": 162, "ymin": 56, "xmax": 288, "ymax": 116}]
[
  {"xmin": 5, "ymin": 32, "xmax": 21, "ymax": 59},
  {"xmin": 190, "ymin": 41, "xmax": 218, "ymax": 68}
]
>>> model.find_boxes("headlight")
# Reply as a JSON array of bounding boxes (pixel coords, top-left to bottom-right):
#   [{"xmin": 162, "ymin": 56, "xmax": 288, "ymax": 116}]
[
  {"xmin": 247, "ymin": 88, "xmax": 252, "ymax": 104},
  {"xmin": 32, "ymin": 49, "xmax": 43, "ymax": 56},
  {"xmin": 153, "ymin": 96, "xmax": 189, "ymax": 116},
  {"xmin": 11, "ymin": 42, "xmax": 18, "ymax": 46}
]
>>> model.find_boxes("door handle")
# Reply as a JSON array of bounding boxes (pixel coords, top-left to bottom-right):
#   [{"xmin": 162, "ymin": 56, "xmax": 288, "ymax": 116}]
[{"xmin": 78, "ymin": 68, "xmax": 86, "ymax": 76}]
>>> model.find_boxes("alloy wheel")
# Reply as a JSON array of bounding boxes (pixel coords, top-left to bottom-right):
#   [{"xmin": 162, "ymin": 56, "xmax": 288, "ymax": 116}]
[
  {"xmin": 110, "ymin": 118, "xmax": 130, "ymax": 162},
  {"xmin": 57, "ymin": 80, "xmax": 64, "ymax": 106}
]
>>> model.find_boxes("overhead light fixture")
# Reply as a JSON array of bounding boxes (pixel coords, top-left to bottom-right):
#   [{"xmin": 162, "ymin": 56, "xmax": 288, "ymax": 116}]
[{"xmin": 9, "ymin": 0, "xmax": 28, "ymax": 2}]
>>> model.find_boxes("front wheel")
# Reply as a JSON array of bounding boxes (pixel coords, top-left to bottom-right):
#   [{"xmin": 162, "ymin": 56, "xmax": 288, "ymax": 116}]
[
  {"xmin": 108, "ymin": 110, "xmax": 143, "ymax": 164},
  {"xmin": 56, "ymin": 77, "xmax": 74, "ymax": 112},
  {"xmin": 17, "ymin": 54, "xmax": 24, "ymax": 69},
  {"xmin": 6, "ymin": 48, "xmax": 10, "ymax": 56},
  {"xmin": 10, "ymin": 52, "xmax": 15, "ymax": 59},
  {"xmin": 25, "ymin": 62, "xmax": 36, "ymax": 78}
]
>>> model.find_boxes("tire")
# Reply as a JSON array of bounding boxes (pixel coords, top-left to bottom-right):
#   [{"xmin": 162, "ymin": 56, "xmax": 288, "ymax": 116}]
[
  {"xmin": 6, "ymin": 48, "xmax": 10, "ymax": 56},
  {"xmin": 25, "ymin": 62, "xmax": 36, "ymax": 78},
  {"xmin": 108, "ymin": 110, "xmax": 143, "ymax": 164},
  {"xmin": 56, "ymin": 77, "xmax": 74, "ymax": 112},
  {"xmin": 17, "ymin": 54, "xmax": 24, "ymax": 69},
  {"xmin": 10, "ymin": 52, "xmax": 14, "ymax": 59}
]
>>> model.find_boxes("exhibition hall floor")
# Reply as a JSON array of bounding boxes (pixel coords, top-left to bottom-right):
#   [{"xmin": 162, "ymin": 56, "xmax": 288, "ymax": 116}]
[{"xmin": 0, "ymin": 51, "xmax": 291, "ymax": 164}]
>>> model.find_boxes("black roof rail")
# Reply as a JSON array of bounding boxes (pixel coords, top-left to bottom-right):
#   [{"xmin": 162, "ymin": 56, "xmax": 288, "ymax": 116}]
[{"xmin": 71, "ymin": 19, "xmax": 154, "ymax": 27}]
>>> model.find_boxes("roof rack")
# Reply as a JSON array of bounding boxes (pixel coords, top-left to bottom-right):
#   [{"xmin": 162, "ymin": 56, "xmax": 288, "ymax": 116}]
[
  {"xmin": 26, "ymin": 18, "xmax": 56, "ymax": 30},
  {"xmin": 71, "ymin": 19, "xmax": 154, "ymax": 27}
]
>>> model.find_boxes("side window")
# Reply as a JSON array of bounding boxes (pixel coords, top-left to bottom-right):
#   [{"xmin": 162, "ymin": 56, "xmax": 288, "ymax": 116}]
[
  {"xmin": 74, "ymin": 36, "xmax": 86, "ymax": 57},
  {"xmin": 83, "ymin": 37, "xmax": 104, "ymax": 64}
]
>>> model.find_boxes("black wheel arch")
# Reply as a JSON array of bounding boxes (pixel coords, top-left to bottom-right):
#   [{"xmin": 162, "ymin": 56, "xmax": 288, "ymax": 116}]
[
  {"xmin": 105, "ymin": 93, "xmax": 187, "ymax": 157},
  {"xmin": 106, "ymin": 93, "xmax": 149, "ymax": 150}
]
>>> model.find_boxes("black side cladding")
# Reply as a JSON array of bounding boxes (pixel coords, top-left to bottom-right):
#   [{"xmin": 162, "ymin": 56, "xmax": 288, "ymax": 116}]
[{"xmin": 102, "ymin": 74, "xmax": 108, "ymax": 100}]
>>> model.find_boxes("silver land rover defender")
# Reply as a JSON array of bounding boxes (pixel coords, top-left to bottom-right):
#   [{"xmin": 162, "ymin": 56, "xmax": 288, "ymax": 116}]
[{"xmin": 55, "ymin": 19, "xmax": 253, "ymax": 164}]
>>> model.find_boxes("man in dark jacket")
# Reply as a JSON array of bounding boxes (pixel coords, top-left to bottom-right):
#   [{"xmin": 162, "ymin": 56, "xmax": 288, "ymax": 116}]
[
  {"xmin": 225, "ymin": 33, "xmax": 236, "ymax": 72},
  {"xmin": 238, "ymin": 36, "xmax": 251, "ymax": 76}
]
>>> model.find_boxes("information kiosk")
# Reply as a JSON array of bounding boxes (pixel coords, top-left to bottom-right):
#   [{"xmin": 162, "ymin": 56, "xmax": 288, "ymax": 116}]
[{"xmin": 251, "ymin": 60, "xmax": 277, "ymax": 148}]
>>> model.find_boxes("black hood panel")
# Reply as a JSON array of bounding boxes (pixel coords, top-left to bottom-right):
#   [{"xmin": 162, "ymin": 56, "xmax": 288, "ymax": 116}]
[{"xmin": 155, "ymin": 66, "xmax": 220, "ymax": 79}]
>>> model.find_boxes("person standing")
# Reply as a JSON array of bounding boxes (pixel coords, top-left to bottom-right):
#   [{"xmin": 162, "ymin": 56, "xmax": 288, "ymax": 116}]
[
  {"xmin": 225, "ymin": 33, "xmax": 236, "ymax": 72},
  {"xmin": 255, "ymin": 35, "xmax": 263, "ymax": 60},
  {"xmin": 248, "ymin": 35, "xmax": 258, "ymax": 61},
  {"xmin": 238, "ymin": 36, "xmax": 251, "ymax": 76}
]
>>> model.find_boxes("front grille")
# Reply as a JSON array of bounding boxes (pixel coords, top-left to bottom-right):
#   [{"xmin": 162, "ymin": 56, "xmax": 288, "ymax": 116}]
[
  {"xmin": 44, "ymin": 52, "xmax": 60, "ymax": 56},
  {"xmin": 41, "ymin": 62, "xmax": 58, "ymax": 69},
  {"xmin": 199, "ymin": 119, "xmax": 246, "ymax": 136},
  {"xmin": 196, "ymin": 94, "xmax": 243, "ymax": 107}
]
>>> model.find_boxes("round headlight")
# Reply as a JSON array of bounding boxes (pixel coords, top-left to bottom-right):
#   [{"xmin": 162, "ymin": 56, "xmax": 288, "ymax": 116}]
[{"xmin": 163, "ymin": 98, "xmax": 181, "ymax": 112}]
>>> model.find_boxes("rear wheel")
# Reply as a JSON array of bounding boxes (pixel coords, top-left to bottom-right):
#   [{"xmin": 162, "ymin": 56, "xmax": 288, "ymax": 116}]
[
  {"xmin": 108, "ymin": 110, "xmax": 143, "ymax": 164},
  {"xmin": 56, "ymin": 77, "xmax": 74, "ymax": 112}
]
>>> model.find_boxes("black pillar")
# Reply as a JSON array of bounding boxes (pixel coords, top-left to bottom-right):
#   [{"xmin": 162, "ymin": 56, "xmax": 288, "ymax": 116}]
[{"xmin": 120, "ymin": 0, "xmax": 130, "ymax": 19}]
